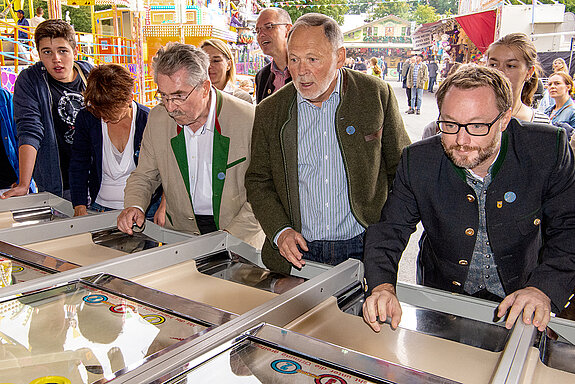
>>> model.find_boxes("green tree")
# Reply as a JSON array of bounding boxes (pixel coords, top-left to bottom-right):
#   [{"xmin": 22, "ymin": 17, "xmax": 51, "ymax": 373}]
[
  {"xmin": 412, "ymin": 4, "xmax": 440, "ymax": 24},
  {"xmin": 372, "ymin": 1, "xmax": 411, "ymax": 20},
  {"xmin": 281, "ymin": 0, "xmax": 349, "ymax": 25},
  {"xmin": 427, "ymin": 0, "xmax": 458, "ymax": 15}
]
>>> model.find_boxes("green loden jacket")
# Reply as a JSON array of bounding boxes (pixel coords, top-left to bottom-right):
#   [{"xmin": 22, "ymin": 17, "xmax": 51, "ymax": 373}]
[{"xmin": 245, "ymin": 68, "xmax": 411, "ymax": 274}]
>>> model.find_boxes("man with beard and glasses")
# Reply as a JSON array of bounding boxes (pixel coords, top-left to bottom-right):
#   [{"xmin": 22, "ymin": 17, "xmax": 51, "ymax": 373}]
[
  {"xmin": 246, "ymin": 13, "xmax": 410, "ymax": 274},
  {"xmin": 117, "ymin": 43, "xmax": 264, "ymax": 249},
  {"xmin": 363, "ymin": 65, "xmax": 575, "ymax": 333}
]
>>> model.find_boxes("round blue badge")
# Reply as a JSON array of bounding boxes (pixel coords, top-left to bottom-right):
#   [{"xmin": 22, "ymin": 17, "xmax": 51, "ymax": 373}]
[
  {"xmin": 346, "ymin": 126, "xmax": 355, "ymax": 135},
  {"xmin": 504, "ymin": 191, "xmax": 516, "ymax": 203},
  {"xmin": 217, "ymin": 172, "xmax": 226, "ymax": 180}
]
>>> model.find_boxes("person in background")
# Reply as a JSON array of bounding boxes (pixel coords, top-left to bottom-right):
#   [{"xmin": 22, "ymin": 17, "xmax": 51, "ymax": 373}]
[
  {"xmin": 402, "ymin": 56, "xmax": 414, "ymax": 112},
  {"xmin": 544, "ymin": 72, "xmax": 575, "ymax": 141},
  {"xmin": 200, "ymin": 39, "xmax": 253, "ymax": 104},
  {"xmin": 29, "ymin": 7, "xmax": 45, "ymax": 30},
  {"xmin": 367, "ymin": 57, "xmax": 381, "ymax": 78},
  {"xmin": 70, "ymin": 64, "xmax": 157, "ymax": 216},
  {"xmin": 427, "ymin": 58, "xmax": 438, "ymax": 93},
  {"xmin": 254, "ymin": 8, "xmax": 292, "ymax": 103},
  {"xmin": 486, "ymin": 33, "xmax": 549, "ymax": 123},
  {"xmin": 363, "ymin": 65, "xmax": 575, "ymax": 333},
  {"xmin": 246, "ymin": 13, "xmax": 410, "ymax": 273},
  {"xmin": 353, "ymin": 57, "xmax": 367, "ymax": 72},
  {"xmin": 3, "ymin": 19, "xmax": 93, "ymax": 199},
  {"xmin": 15, "ymin": 10, "xmax": 29, "ymax": 44},
  {"xmin": 0, "ymin": 88, "xmax": 18, "ymax": 190},
  {"xmin": 406, "ymin": 54, "xmax": 428, "ymax": 115},
  {"xmin": 379, "ymin": 57, "xmax": 387, "ymax": 80},
  {"xmin": 538, "ymin": 57, "xmax": 570, "ymax": 113}
]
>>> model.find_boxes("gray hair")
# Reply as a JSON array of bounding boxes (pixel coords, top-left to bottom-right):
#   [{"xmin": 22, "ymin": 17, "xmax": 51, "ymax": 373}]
[
  {"xmin": 288, "ymin": 13, "xmax": 343, "ymax": 49},
  {"xmin": 152, "ymin": 42, "xmax": 209, "ymax": 86},
  {"xmin": 259, "ymin": 7, "xmax": 292, "ymax": 24}
]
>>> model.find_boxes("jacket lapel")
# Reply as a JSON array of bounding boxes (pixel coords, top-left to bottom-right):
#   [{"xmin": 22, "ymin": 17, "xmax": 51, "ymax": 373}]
[{"xmin": 170, "ymin": 130, "xmax": 194, "ymax": 209}]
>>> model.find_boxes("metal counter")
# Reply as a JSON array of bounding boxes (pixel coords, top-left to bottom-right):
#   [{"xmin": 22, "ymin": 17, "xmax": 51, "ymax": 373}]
[{"xmin": 0, "ymin": 192, "xmax": 74, "ymax": 228}]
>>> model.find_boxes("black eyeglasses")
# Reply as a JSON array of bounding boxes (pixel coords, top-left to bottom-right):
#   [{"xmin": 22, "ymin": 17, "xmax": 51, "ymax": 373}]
[
  {"xmin": 155, "ymin": 84, "xmax": 198, "ymax": 106},
  {"xmin": 436, "ymin": 111, "xmax": 505, "ymax": 136},
  {"xmin": 253, "ymin": 23, "xmax": 289, "ymax": 35}
]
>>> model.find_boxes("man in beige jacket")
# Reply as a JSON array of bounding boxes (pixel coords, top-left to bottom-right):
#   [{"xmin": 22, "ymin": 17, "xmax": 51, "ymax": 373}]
[
  {"xmin": 117, "ymin": 43, "xmax": 264, "ymax": 249},
  {"xmin": 406, "ymin": 54, "xmax": 429, "ymax": 115}
]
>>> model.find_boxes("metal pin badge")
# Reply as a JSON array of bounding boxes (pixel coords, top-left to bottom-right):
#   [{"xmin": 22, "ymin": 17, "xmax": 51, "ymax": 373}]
[
  {"xmin": 346, "ymin": 126, "xmax": 356, "ymax": 135},
  {"xmin": 497, "ymin": 201, "xmax": 503, "ymax": 208},
  {"xmin": 217, "ymin": 172, "xmax": 226, "ymax": 180},
  {"xmin": 504, "ymin": 191, "xmax": 516, "ymax": 203}
]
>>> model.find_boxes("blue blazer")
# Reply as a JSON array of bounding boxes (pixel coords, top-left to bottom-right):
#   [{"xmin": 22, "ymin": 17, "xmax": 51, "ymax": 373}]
[{"xmin": 69, "ymin": 102, "xmax": 150, "ymax": 207}]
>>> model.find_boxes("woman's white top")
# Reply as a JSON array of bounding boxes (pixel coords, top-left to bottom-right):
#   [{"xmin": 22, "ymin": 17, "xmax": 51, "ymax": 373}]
[{"xmin": 95, "ymin": 101, "xmax": 137, "ymax": 210}]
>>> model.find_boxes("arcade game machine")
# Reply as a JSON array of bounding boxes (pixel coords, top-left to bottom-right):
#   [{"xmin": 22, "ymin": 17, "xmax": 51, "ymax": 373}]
[
  {"xmin": 0, "ymin": 192, "xmax": 74, "ymax": 229},
  {"xmin": 0, "ymin": 211, "xmax": 193, "ymax": 288},
  {"xmin": 0, "ymin": 232, "xmax": 351, "ymax": 383}
]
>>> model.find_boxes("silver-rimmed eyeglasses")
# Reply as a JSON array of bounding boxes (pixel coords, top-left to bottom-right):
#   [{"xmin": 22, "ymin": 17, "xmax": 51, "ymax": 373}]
[
  {"xmin": 436, "ymin": 111, "xmax": 505, "ymax": 136},
  {"xmin": 155, "ymin": 84, "xmax": 198, "ymax": 106},
  {"xmin": 253, "ymin": 23, "xmax": 289, "ymax": 35}
]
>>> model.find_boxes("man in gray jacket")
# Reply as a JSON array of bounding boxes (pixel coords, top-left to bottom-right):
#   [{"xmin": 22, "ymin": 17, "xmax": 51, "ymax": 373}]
[{"xmin": 406, "ymin": 54, "xmax": 428, "ymax": 115}]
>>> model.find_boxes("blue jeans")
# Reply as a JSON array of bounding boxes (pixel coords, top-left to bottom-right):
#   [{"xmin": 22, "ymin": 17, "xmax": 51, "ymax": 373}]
[
  {"xmin": 89, "ymin": 201, "xmax": 116, "ymax": 213},
  {"xmin": 411, "ymin": 87, "xmax": 423, "ymax": 109},
  {"xmin": 302, "ymin": 233, "xmax": 364, "ymax": 266},
  {"xmin": 428, "ymin": 76, "xmax": 436, "ymax": 91}
]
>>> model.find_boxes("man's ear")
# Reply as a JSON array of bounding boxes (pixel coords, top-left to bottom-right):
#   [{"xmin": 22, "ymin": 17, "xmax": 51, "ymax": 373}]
[
  {"xmin": 500, "ymin": 108, "xmax": 512, "ymax": 132},
  {"xmin": 336, "ymin": 47, "xmax": 346, "ymax": 69}
]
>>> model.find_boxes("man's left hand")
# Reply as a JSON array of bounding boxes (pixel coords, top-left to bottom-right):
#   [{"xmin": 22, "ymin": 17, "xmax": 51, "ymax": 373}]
[{"xmin": 497, "ymin": 287, "xmax": 551, "ymax": 332}]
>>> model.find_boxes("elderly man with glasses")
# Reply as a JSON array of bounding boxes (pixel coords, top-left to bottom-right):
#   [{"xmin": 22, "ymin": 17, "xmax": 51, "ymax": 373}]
[
  {"xmin": 363, "ymin": 65, "xmax": 575, "ymax": 333},
  {"xmin": 117, "ymin": 43, "xmax": 264, "ymax": 249},
  {"xmin": 254, "ymin": 8, "xmax": 292, "ymax": 103}
]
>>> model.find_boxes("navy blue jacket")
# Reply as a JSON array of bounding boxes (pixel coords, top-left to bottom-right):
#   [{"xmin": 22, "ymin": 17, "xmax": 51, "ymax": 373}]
[
  {"xmin": 69, "ymin": 102, "xmax": 150, "ymax": 208},
  {"xmin": 365, "ymin": 119, "xmax": 575, "ymax": 312},
  {"xmin": 14, "ymin": 60, "xmax": 93, "ymax": 196}
]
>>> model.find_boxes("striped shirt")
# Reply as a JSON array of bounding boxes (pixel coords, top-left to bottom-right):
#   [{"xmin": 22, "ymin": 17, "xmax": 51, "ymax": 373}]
[{"xmin": 296, "ymin": 71, "xmax": 364, "ymax": 241}]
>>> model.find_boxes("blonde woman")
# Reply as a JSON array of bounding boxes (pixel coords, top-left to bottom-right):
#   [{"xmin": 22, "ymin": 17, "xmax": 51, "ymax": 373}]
[{"xmin": 200, "ymin": 39, "xmax": 253, "ymax": 104}]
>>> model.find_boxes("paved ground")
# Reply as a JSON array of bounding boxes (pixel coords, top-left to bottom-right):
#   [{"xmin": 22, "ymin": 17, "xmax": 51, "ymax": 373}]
[{"xmin": 385, "ymin": 78, "xmax": 439, "ymax": 284}]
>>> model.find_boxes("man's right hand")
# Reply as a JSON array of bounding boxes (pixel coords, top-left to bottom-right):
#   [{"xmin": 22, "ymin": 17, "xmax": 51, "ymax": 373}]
[
  {"xmin": 363, "ymin": 283, "xmax": 403, "ymax": 332},
  {"xmin": 277, "ymin": 228, "xmax": 308, "ymax": 269},
  {"xmin": 1, "ymin": 183, "xmax": 29, "ymax": 199},
  {"xmin": 117, "ymin": 207, "xmax": 145, "ymax": 235},
  {"xmin": 74, "ymin": 205, "xmax": 88, "ymax": 217}
]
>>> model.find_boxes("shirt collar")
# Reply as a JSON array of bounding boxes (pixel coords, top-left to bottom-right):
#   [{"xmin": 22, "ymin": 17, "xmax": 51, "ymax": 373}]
[
  {"xmin": 297, "ymin": 69, "xmax": 341, "ymax": 107},
  {"xmin": 185, "ymin": 87, "xmax": 216, "ymax": 136},
  {"xmin": 465, "ymin": 147, "xmax": 501, "ymax": 182},
  {"xmin": 270, "ymin": 59, "xmax": 289, "ymax": 75}
]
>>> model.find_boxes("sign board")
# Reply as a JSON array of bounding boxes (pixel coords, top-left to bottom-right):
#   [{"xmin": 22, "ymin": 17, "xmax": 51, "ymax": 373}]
[{"xmin": 413, "ymin": 32, "xmax": 433, "ymax": 49}]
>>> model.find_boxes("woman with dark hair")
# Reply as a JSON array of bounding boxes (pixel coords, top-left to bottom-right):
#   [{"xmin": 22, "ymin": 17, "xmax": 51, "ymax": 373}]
[
  {"xmin": 70, "ymin": 64, "xmax": 152, "ymax": 216},
  {"xmin": 486, "ymin": 33, "xmax": 549, "ymax": 123}
]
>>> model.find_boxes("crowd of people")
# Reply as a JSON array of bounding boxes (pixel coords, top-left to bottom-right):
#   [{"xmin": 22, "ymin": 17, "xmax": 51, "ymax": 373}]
[{"xmin": 1, "ymin": 11, "xmax": 574, "ymax": 334}]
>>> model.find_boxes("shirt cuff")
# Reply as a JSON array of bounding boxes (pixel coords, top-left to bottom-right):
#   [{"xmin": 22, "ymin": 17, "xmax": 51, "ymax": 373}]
[
  {"xmin": 131, "ymin": 205, "xmax": 146, "ymax": 214},
  {"xmin": 273, "ymin": 227, "xmax": 292, "ymax": 247}
]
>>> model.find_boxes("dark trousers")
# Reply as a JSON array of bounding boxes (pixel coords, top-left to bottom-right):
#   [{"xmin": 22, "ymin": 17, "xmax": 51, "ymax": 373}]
[
  {"xmin": 428, "ymin": 76, "xmax": 437, "ymax": 91},
  {"xmin": 302, "ymin": 233, "xmax": 364, "ymax": 266},
  {"xmin": 196, "ymin": 215, "xmax": 217, "ymax": 234},
  {"xmin": 406, "ymin": 87, "xmax": 412, "ymax": 108}
]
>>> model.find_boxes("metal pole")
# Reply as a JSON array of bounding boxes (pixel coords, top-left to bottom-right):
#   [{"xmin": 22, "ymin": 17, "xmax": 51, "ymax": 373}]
[{"xmin": 569, "ymin": 36, "xmax": 573, "ymax": 75}]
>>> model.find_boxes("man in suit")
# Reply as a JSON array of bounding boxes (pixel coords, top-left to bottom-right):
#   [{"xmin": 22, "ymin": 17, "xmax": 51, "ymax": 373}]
[
  {"xmin": 254, "ymin": 8, "xmax": 292, "ymax": 103},
  {"xmin": 117, "ymin": 43, "xmax": 264, "ymax": 249},
  {"xmin": 363, "ymin": 65, "xmax": 575, "ymax": 333},
  {"xmin": 246, "ymin": 13, "xmax": 410, "ymax": 274}
]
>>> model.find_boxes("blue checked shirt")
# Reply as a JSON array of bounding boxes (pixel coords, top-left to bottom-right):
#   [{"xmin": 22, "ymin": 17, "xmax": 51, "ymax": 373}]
[{"xmin": 296, "ymin": 71, "xmax": 364, "ymax": 242}]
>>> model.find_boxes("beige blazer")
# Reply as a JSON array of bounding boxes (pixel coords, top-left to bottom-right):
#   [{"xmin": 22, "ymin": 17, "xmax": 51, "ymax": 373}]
[{"xmin": 124, "ymin": 89, "xmax": 265, "ymax": 249}]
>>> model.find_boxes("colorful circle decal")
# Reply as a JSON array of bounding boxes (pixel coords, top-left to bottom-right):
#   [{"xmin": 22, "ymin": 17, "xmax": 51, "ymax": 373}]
[
  {"xmin": 142, "ymin": 314, "xmax": 166, "ymax": 325},
  {"xmin": 315, "ymin": 374, "xmax": 348, "ymax": 384},
  {"xmin": 110, "ymin": 304, "xmax": 136, "ymax": 314},
  {"xmin": 83, "ymin": 294, "xmax": 108, "ymax": 304},
  {"xmin": 270, "ymin": 359, "xmax": 301, "ymax": 374}
]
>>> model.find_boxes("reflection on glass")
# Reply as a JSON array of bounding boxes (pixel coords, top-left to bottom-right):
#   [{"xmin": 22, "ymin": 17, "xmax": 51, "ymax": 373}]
[
  {"xmin": 173, "ymin": 341, "xmax": 378, "ymax": 383},
  {"xmin": 0, "ymin": 284, "xmax": 207, "ymax": 383}
]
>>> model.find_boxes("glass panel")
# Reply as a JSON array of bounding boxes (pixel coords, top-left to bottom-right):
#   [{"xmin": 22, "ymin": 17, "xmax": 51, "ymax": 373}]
[
  {"xmin": 171, "ymin": 340, "xmax": 385, "ymax": 384},
  {"xmin": 0, "ymin": 283, "xmax": 207, "ymax": 383},
  {"xmin": 7, "ymin": 258, "xmax": 52, "ymax": 284}
]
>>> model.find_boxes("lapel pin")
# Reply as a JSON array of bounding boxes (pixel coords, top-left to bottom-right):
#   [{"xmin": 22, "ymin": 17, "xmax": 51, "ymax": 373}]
[
  {"xmin": 504, "ymin": 191, "xmax": 516, "ymax": 203},
  {"xmin": 497, "ymin": 201, "xmax": 503, "ymax": 208},
  {"xmin": 346, "ymin": 126, "xmax": 356, "ymax": 135},
  {"xmin": 217, "ymin": 172, "xmax": 226, "ymax": 180}
]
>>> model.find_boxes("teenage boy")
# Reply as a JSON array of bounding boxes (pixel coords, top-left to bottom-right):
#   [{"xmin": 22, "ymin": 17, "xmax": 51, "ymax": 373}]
[{"xmin": 3, "ymin": 19, "xmax": 93, "ymax": 199}]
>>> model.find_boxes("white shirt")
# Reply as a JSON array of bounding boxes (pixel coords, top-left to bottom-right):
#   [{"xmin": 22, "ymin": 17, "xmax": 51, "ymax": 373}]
[
  {"xmin": 183, "ymin": 88, "xmax": 216, "ymax": 215},
  {"xmin": 29, "ymin": 15, "xmax": 45, "ymax": 29},
  {"xmin": 96, "ymin": 101, "xmax": 137, "ymax": 209}
]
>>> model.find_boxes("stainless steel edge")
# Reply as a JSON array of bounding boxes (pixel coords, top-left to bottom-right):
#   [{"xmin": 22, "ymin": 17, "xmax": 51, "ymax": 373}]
[
  {"xmin": 489, "ymin": 319, "xmax": 536, "ymax": 384},
  {"xmin": 106, "ymin": 258, "xmax": 364, "ymax": 383},
  {"xmin": 548, "ymin": 316, "xmax": 575, "ymax": 345},
  {"xmin": 0, "ymin": 192, "xmax": 74, "ymax": 217},
  {"xmin": 397, "ymin": 281, "xmax": 503, "ymax": 324},
  {"xmin": 0, "ymin": 240, "xmax": 81, "ymax": 272}
]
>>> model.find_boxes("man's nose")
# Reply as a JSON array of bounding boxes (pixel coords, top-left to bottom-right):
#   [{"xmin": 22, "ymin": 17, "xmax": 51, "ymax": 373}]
[{"xmin": 455, "ymin": 128, "xmax": 471, "ymax": 145}]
